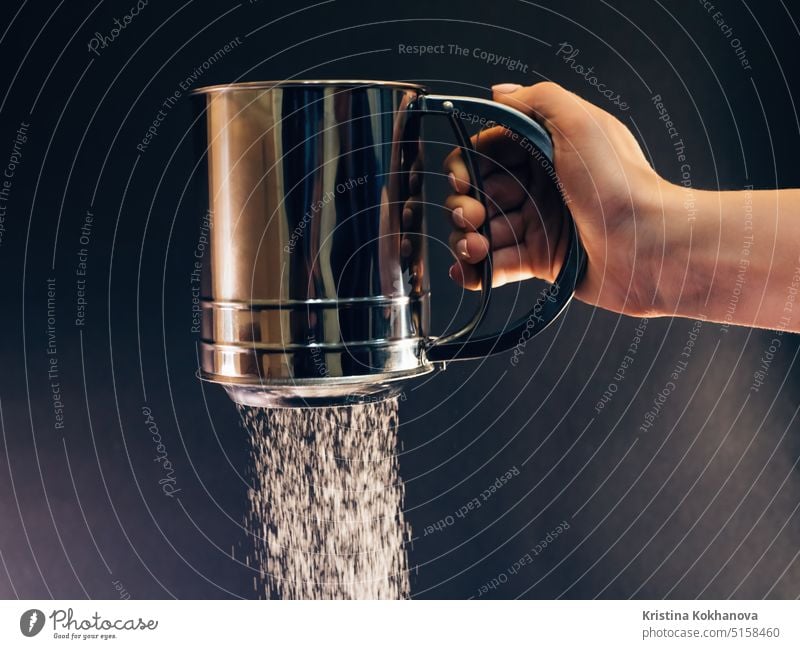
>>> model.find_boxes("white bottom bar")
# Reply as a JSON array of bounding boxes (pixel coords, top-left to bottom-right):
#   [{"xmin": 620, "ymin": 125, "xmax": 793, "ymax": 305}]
[{"xmin": 1, "ymin": 600, "xmax": 797, "ymax": 648}]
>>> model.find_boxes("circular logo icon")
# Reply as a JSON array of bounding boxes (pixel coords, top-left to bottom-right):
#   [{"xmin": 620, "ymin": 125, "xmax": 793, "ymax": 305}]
[{"xmin": 20, "ymin": 609, "xmax": 45, "ymax": 637}]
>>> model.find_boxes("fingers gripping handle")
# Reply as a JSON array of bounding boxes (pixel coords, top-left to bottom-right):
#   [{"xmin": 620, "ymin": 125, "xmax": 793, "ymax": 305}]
[{"xmin": 410, "ymin": 94, "xmax": 587, "ymax": 362}]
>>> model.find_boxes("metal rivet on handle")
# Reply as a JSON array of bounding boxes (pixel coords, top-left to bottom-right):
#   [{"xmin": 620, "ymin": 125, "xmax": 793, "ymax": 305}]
[{"xmin": 442, "ymin": 100, "xmax": 454, "ymax": 110}]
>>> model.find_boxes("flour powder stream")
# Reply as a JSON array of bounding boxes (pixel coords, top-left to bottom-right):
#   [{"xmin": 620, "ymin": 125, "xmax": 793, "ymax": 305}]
[{"xmin": 238, "ymin": 398, "xmax": 411, "ymax": 599}]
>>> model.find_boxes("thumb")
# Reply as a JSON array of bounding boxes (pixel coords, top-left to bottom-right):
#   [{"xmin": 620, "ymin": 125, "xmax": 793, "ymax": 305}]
[{"xmin": 491, "ymin": 81, "xmax": 579, "ymax": 132}]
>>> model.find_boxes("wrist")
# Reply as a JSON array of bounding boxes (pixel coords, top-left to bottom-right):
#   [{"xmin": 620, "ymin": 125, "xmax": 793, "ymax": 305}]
[{"xmin": 642, "ymin": 179, "xmax": 712, "ymax": 320}]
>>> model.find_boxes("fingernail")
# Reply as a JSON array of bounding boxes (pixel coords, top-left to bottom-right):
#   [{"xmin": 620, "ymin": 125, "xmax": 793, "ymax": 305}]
[
  {"xmin": 452, "ymin": 206, "xmax": 466, "ymax": 228},
  {"xmin": 400, "ymin": 237, "xmax": 413, "ymax": 257},
  {"xmin": 492, "ymin": 83, "xmax": 522, "ymax": 94},
  {"xmin": 448, "ymin": 172, "xmax": 459, "ymax": 193},
  {"xmin": 456, "ymin": 238, "xmax": 469, "ymax": 258}
]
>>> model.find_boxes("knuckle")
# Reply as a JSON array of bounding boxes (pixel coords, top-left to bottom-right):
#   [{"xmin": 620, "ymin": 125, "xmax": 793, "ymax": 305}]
[{"xmin": 532, "ymin": 81, "xmax": 561, "ymax": 96}]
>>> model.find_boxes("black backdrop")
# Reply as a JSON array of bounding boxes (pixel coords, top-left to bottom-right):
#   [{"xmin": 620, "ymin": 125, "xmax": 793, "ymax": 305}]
[{"xmin": 1, "ymin": 0, "xmax": 799, "ymax": 599}]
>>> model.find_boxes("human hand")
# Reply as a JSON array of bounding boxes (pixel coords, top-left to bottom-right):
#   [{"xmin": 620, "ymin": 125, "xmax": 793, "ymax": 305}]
[{"xmin": 444, "ymin": 81, "xmax": 671, "ymax": 317}]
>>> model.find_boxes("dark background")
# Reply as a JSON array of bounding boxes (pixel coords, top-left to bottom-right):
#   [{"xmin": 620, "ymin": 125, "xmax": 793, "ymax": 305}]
[{"xmin": 1, "ymin": 0, "xmax": 799, "ymax": 599}]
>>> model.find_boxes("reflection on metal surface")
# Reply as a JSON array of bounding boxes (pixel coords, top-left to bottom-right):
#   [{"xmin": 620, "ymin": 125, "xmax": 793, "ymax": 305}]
[{"xmin": 193, "ymin": 81, "xmax": 430, "ymax": 406}]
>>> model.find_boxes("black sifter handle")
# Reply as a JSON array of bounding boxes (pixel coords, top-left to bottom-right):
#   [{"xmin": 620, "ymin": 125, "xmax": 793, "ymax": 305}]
[{"xmin": 408, "ymin": 93, "xmax": 587, "ymax": 362}]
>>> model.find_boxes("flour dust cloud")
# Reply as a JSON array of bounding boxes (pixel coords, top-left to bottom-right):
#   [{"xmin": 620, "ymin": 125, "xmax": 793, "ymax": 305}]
[{"xmin": 238, "ymin": 398, "xmax": 411, "ymax": 599}]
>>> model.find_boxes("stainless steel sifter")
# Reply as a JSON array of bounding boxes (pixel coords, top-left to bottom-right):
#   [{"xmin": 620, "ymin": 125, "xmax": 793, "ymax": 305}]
[{"xmin": 191, "ymin": 80, "xmax": 585, "ymax": 407}]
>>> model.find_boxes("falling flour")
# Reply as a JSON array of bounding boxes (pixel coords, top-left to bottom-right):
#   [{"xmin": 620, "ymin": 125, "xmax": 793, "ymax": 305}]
[{"xmin": 238, "ymin": 398, "xmax": 411, "ymax": 599}]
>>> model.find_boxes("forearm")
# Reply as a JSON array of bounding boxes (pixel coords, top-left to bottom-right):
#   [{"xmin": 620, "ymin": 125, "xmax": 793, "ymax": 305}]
[{"xmin": 655, "ymin": 184, "xmax": 800, "ymax": 332}]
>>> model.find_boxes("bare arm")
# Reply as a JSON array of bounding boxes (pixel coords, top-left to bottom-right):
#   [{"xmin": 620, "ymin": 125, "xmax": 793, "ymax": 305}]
[{"xmin": 657, "ymin": 186, "xmax": 800, "ymax": 332}]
